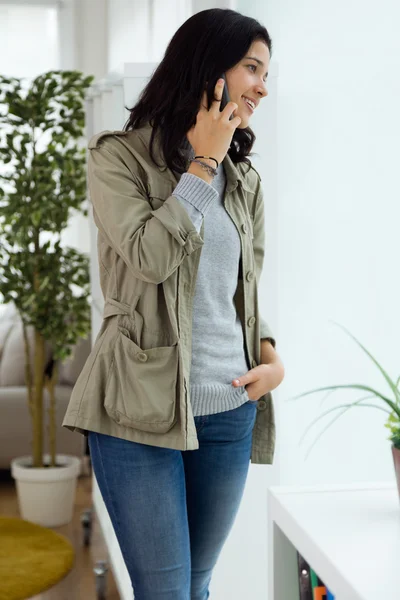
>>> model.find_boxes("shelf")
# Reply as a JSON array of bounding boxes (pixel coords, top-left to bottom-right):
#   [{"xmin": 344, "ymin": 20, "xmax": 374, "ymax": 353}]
[{"xmin": 268, "ymin": 481, "xmax": 399, "ymax": 600}]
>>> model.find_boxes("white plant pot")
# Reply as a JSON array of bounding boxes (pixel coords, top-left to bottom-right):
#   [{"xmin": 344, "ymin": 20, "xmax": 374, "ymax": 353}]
[{"xmin": 10, "ymin": 454, "xmax": 81, "ymax": 527}]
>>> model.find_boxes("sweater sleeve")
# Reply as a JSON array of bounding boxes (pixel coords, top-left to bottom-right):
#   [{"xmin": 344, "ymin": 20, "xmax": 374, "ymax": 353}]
[{"xmin": 172, "ymin": 172, "xmax": 218, "ymax": 233}]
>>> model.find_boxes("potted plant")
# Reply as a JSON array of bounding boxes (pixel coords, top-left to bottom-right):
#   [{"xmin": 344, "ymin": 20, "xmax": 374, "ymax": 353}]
[
  {"xmin": 292, "ymin": 322, "xmax": 400, "ymax": 497},
  {"xmin": 0, "ymin": 69, "xmax": 94, "ymax": 526}
]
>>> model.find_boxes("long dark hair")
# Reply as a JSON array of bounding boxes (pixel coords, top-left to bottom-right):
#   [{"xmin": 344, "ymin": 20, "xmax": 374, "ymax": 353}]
[{"xmin": 123, "ymin": 8, "xmax": 272, "ymax": 175}]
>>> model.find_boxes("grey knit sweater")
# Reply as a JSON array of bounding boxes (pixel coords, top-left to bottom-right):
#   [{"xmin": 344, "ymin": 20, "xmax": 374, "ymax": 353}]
[{"xmin": 171, "ymin": 141, "xmax": 263, "ymax": 416}]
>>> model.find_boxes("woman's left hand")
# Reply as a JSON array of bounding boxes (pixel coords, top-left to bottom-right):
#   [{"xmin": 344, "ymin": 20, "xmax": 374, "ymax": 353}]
[{"xmin": 232, "ymin": 362, "xmax": 285, "ymax": 401}]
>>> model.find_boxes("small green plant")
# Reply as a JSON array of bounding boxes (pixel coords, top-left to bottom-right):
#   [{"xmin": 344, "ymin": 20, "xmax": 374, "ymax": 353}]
[
  {"xmin": 291, "ymin": 322, "xmax": 400, "ymax": 459},
  {"xmin": 0, "ymin": 70, "xmax": 95, "ymax": 468}
]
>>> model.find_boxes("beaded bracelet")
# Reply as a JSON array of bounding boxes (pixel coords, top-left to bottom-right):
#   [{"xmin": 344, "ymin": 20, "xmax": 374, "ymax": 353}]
[
  {"xmin": 188, "ymin": 158, "xmax": 218, "ymax": 178},
  {"xmin": 194, "ymin": 155, "xmax": 219, "ymax": 168}
]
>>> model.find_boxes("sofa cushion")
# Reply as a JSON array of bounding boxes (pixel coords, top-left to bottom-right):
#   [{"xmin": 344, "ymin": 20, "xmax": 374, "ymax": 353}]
[
  {"xmin": 0, "ymin": 320, "xmax": 53, "ymax": 387},
  {"xmin": 58, "ymin": 336, "xmax": 91, "ymax": 386},
  {"xmin": 0, "ymin": 320, "xmax": 14, "ymax": 362},
  {"xmin": 0, "ymin": 304, "xmax": 90, "ymax": 387},
  {"xmin": 0, "ymin": 303, "xmax": 18, "ymax": 321},
  {"xmin": 0, "ymin": 385, "xmax": 85, "ymax": 468}
]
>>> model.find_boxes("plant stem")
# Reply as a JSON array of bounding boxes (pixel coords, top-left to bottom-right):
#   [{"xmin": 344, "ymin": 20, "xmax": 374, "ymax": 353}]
[
  {"xmin": 32, "ymin": 328, "xmax": 45, "ymax": 468},
  {"xmin": 47, "ymin": 363, "xmax": 58, "ymax": 467},
  {"xmin": 22, "ymin": 321, "xmax": 34, "ymax": 421}
]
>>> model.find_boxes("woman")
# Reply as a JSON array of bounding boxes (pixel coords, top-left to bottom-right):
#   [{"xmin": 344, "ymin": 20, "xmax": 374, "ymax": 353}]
[{"xmin": 63, "ymin": 8, "xmax": 284, "ymax": 599}]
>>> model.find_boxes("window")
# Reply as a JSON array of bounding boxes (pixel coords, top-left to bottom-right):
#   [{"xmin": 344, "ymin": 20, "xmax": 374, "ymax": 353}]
[{"xmin": 0, "ymin": 1, "xmax": 60, "ymax": 78}]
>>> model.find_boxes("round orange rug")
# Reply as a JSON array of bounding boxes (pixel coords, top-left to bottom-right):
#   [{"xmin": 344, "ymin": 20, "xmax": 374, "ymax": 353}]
[{"xmin": 0, "ymin": 516, "xmax": 75, "ymax": 600}]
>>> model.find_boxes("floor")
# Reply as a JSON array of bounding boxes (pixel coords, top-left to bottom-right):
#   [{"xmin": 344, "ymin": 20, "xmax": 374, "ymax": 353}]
[{"xmin": 0, "ymin": 460, "xmax": 121, "ymax": 600}]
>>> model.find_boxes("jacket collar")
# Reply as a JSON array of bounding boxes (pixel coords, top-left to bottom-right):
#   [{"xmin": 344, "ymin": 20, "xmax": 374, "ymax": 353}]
[{"xmin": 135, "ymin": 121, "xmax": 251, "ymax": 194}]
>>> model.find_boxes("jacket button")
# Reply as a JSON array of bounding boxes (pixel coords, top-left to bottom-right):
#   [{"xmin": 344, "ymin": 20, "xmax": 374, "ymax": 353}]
[
  {"xmin": 247, "ymin": 316, "xmax": 256, "ymax": 326},
  {"xmin": 241, "ymin": 224, "xmax": 248, "ymax": 234},
  {"xmin": 252, "ymin": 359, "xmax": 257, "ymax": 368},
  {"xmin": 137, "ymin": 352, "xmax": 148, "ymax": 362},
  {"xmin": 246, "ymin": 271, "xmax": 254, "ymax": 282},
  {"xmin": 257, "ymin": 400, "xmax": 267, "ymax": 411}
]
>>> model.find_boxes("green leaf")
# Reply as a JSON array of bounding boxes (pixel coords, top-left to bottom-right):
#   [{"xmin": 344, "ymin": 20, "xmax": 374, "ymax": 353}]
[
  {"xmin": 330, "ymin": 320, "xmax": 400, "ymax": 404},
  {"xmin": 303, "ymin": 399, "xmax": 391, "ymax": 460},
  {"xmin": 299, "ymin": 394, "xmax": 389, "ymax": 446},
  {"xmin": 31, "ymin": 212, "xmax": 41, "ymax": 227},
  {"xmin": 382, "ymin": 398, "xmax": 400, "ymax": 420},
  {"xmin": 291, "ymin": 383, "xmax": 394, "ymax": 408}
]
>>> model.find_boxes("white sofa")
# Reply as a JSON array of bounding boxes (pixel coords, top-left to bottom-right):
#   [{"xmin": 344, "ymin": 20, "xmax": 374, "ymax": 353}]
[{"xmin": 0, "ymin": 303, "xmax": 90, "ymax": 469}]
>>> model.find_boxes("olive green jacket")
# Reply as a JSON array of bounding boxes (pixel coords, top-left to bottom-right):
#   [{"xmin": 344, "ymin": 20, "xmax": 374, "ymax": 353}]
[{"xmin": 62, "ymin": 122, "xmax": 276, "ymax": 464}]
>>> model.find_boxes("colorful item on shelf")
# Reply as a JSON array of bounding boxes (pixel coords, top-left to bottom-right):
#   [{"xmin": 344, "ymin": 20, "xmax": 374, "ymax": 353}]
[
  {"xmin": 297, "ymin": 552, "xmax": 334, "ymax": 600},
  {"xmin": 314, "ymin": 585, "xmax": 327, "ymax": 600}
]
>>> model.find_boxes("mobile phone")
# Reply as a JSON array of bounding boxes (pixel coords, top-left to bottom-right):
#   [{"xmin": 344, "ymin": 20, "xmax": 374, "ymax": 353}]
[{"xmin": 220, "ymin": 73, "xmax": 234, "ymax": 121}]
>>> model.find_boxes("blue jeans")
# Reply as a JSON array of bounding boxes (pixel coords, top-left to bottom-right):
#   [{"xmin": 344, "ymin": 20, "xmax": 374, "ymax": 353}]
[{"xmin": 88, "ymin": 400, "xmax": 258, "ymax": 600}]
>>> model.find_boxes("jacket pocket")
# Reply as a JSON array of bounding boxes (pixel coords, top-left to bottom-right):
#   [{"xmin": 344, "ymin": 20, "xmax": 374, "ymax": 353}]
[{"xmin": 104, "ymin": 327, "xmax": 179, "ymax": 433}]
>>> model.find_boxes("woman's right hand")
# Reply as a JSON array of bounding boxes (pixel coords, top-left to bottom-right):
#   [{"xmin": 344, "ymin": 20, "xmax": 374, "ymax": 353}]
[{"xmin": 186, "ymin": 79, "xmax": 242, "ymax": 166}]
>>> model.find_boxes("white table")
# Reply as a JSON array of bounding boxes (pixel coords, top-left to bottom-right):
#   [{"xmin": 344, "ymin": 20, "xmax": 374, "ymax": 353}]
[{"xmin": 268, "ymin": 481, "xmax": 400, "ymax": 600}]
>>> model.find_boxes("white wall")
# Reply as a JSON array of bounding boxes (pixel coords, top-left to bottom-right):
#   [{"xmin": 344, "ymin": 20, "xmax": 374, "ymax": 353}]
[
  {"xmin": 192, "ymin": 0, "xmax": 236, "ymax": 9},
  {"xmin": 107, "ymin": 0, "xmax": 191, "ymax": 69},
  {"xmin": 107, "ymin": 0, "xmax": 151, "ymax": 69},
  {"xmin": 236, "ymin": 0, "xmax": 400, "ymax": 487}
]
